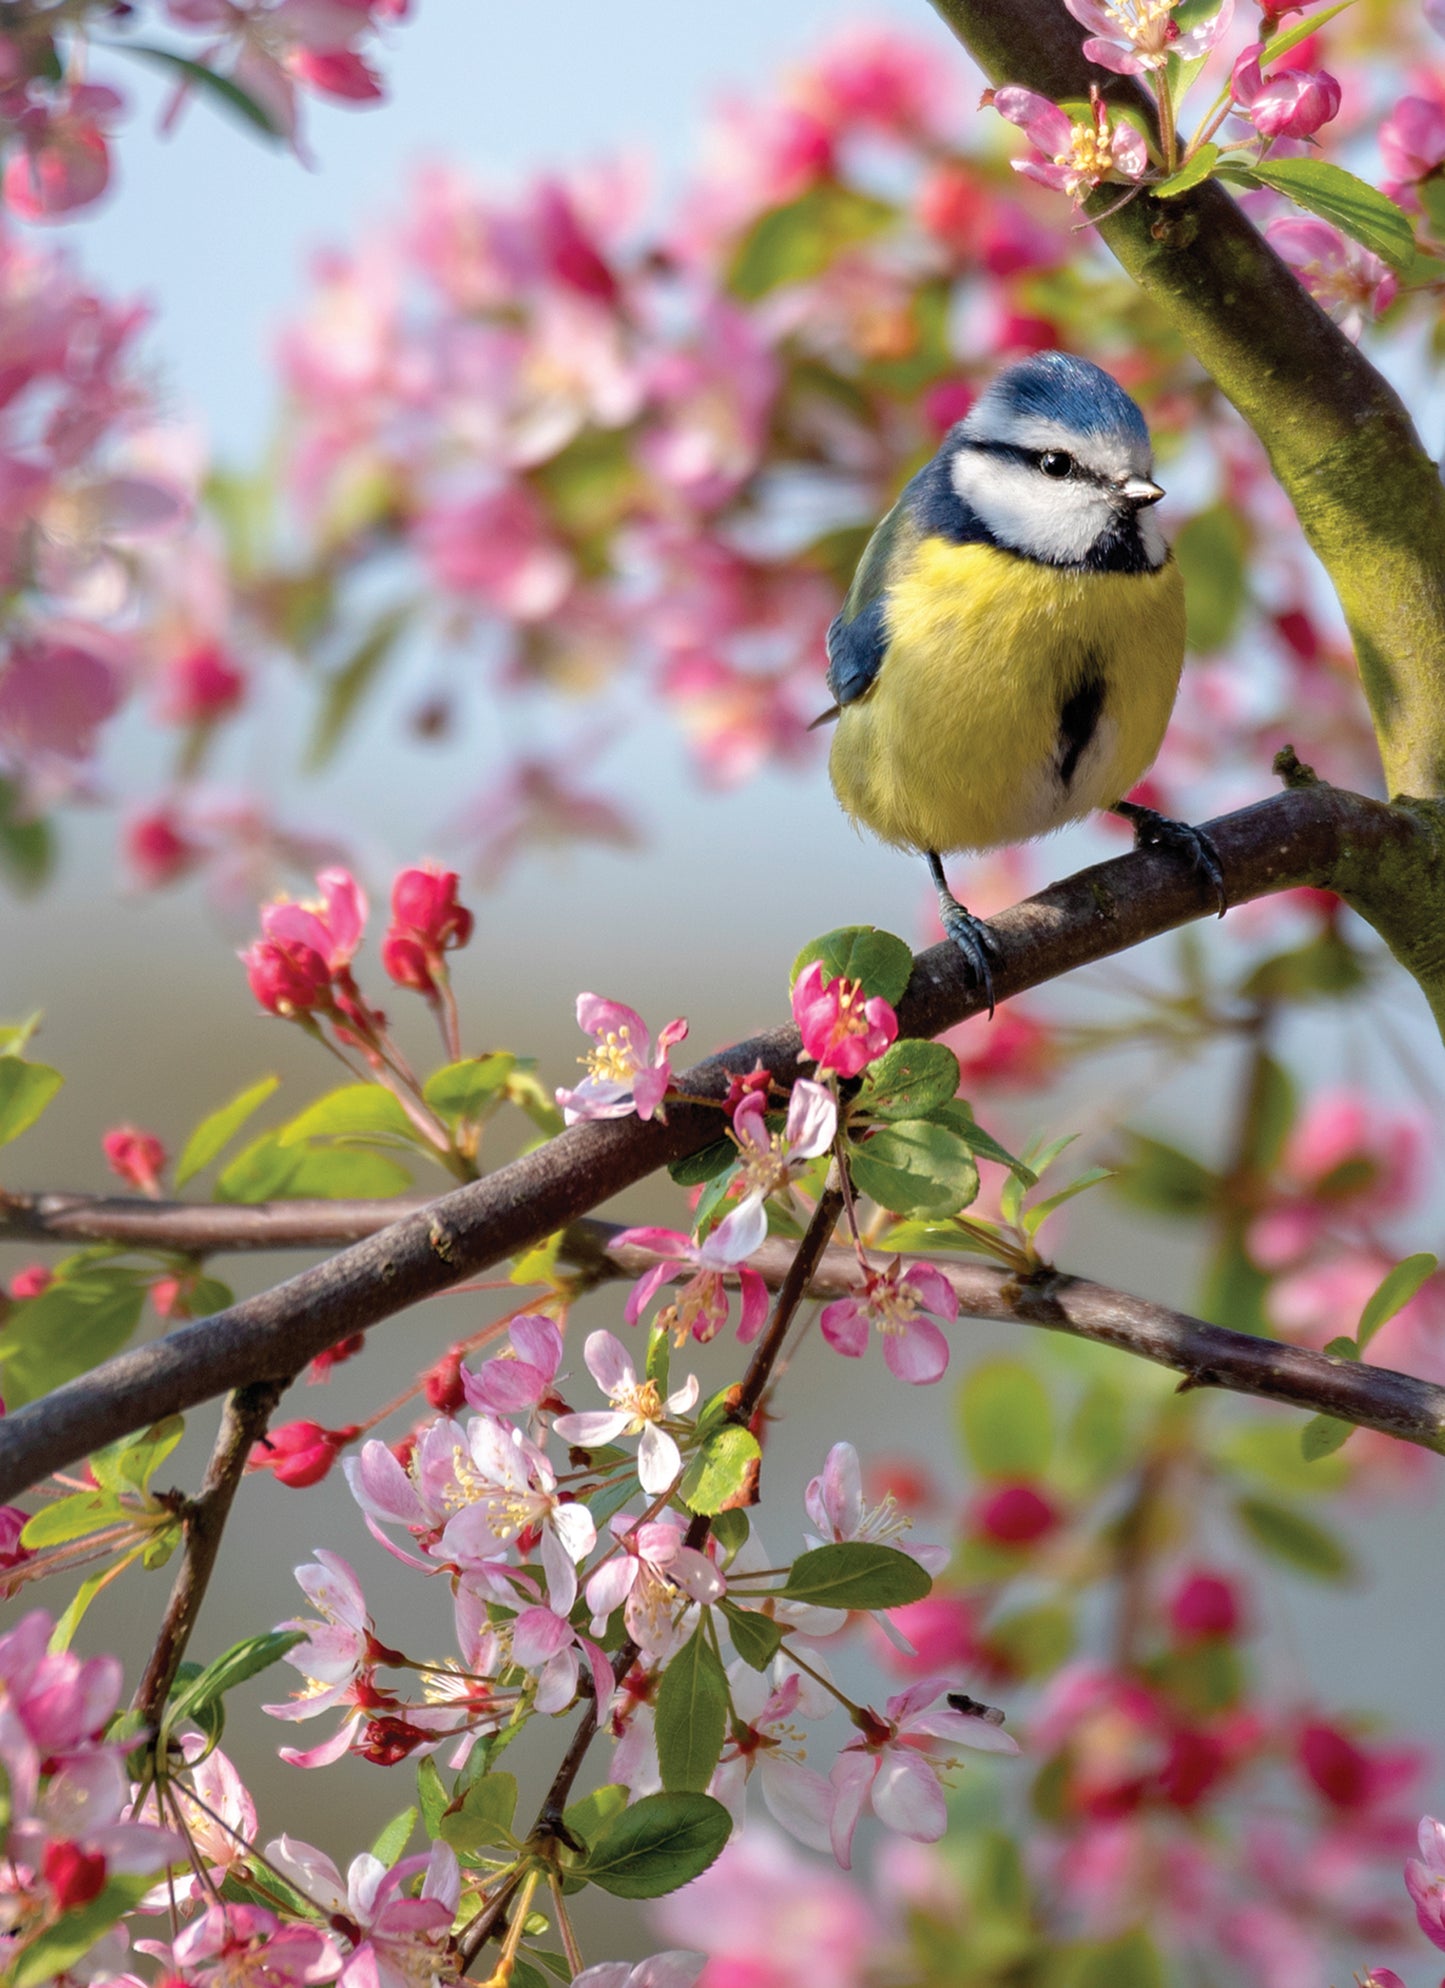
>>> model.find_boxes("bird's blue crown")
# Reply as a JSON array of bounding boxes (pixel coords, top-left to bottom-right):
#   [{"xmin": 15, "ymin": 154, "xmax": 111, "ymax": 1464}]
[{"xmin": 974, "ymin": 350, "xmax": 1150, "ymax": 447}]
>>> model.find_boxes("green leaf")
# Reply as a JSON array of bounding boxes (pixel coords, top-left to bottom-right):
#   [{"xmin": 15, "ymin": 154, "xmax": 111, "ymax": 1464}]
[
  {"xmin": 562, "ymin": 1782, "xmax": 629, "ymax": 1849},
  {"xmin": 655, "ymin": 1625, "xmax": 730, "ymax": 1793},
  {"xmin": 1114, "ymin": 1134, "xmax": 1216, "ymax": 1217},
  {"xmin": 1154, "ymin": 143, "xmax": 1220, "ymax": 198},
  {"xmin": 1357, "ymin": 1252, "xmax": 1438, "ymax": 1351},
  {"xmin": 847, "ymin": 1117, "xmax": 979, "ymax": 1217},
  {"xmin": 789, "ymin": 925, "xmax": 914, "ymax": 1005},
  {"xmin": 370, "ymin": 1807, "xmax": 417, "ymax": 1865},
  {"xmin": 214, "ymin": 1130, "xmax": 303, "ymax": 1203},
  {"xmin": 1239, "ymin": 928, "xmax": 1365, "ymax": 1003},
  {"xmin": 164, "ymin": 1629, "xmax": 307, "ymax": 1735},
  {"xmin": 1022, "ymin": 1167, "xmax": 1115, "ymax": 1236},
  {"xmin": 1234, "ymin": 1495, "xmax": 1353, "ymax": 1580},
  {"xmin": 289, "ymin": 1145, "xmax": 414, "ymax": 1197},
  {"xmin": 982, "ymin": 1601, "xmax": 1074, "ymax": 1679},
  {"xmin": 175, "ymin": 1075, "xmax": 280, "ymax": 1188},
  {"xmin": 958, "ymin": 1359, "xmax": 1054, "ymax": 1480},
  {"xmin": 11, "ymin": 1874, "xmax": 151, "ymax": 1988},
  {"xmin": 719, "ymin": 1599, "xmax": 785, "ymax": 1671},
  {"xmin": 21, "ymin": 1492, "xmax": 119, "ymax": 1548},
  {"xmin": 945, "ymin": 1109, "xmax": 1037, "ymax": 1186},
  {"xmin": 120, "ymin": 43, "xmax": 285, "ymax": 141},
  {"xmin": 1300, "ymin": 1413, "xmax": 1354, "ymax": 1461},
  {"xmin": 854, "ymin": 1040, "xmax": 960, "ymax": 1121},
  {"xmin": 89, "ymin": 1416, "xmax": 185, "ymax": 1495},
  {"xmin": 0, "ymin": 1056, "xmax": 63, "ymax": 1147},
  {"xmin": 416, "ymin": 1756, "xmax": 448, "ymax": 1838},
  {"xmin": 279, "ymin": 1083, "xmax": 416, "ymax": 1146},
  {"xmin": 440, "ymin": 1770, "xmax": 520, "ymax": 1851},
  {"xmin": 1221, "ymin": 1421, "xmax": 1351, "ymax": 1495},
  {"xmin": 1057, "ymin": 1928, "xmax": 1165, "ymax": 1988},
  {"xmin": 710, "ymin": 1509, "xmax": 751, "ymax": 1565},
  {"xmin": 0, "ymin": 1272, "xmax": 145, "ymax": 1408},
  {"xmin": 51, "ymin": 1547, "xmax": 152, "ymax": 1651},
  {"xmin": 668, "ymin": 1139, "xmax": 736, "ymax": 1187},
  {"xmin": 679, "ymin": 1426, "xmax": 760, "ymax": 1515},
  {"xmin": 306, "ymin": 604, "xmax": 413, "ymax": 770},
  {"xmin": 1258, "ymin": 0, "xmax": 1356, "ymax": 66},
  {"xmin": 1323, "ymin": 1334, "xmax": 1360, "ymax": 1360},
  {"xmin": 780, "ymin": 1541, "xmax": 931, "ymax": 1611},
  {"xmin": 1242, "ymin": 158, "xmax": 1416, "ymax": 272},
  {"xmin": 423, "ymin": 1054, "xmax": 517, "ymax": 1128},
  {"xmin": 0, "ymin": 1013, "xmax": 41, "ymax": 1056},
  {"xmin": 0, "ymin": 777, "xmax": 54, "ymax": 893},
  {"xmin": 578, "ymin": 1791, "xmax": 732, "ymax": 1898},
  {"xmin": 1172, "ymin": 503, "xmax": 1248, "ymax": 653},
  {"xmin": 729, "ymin": 182, "xmax": 895, "ymax": 301}
]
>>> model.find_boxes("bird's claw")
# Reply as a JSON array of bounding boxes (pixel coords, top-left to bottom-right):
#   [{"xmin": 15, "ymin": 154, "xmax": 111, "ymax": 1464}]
[
  {"xmin": 1117, "ymin": 804, "xmax": 1227, "ymax": 918},
  {"xmin": 939, "ymin": 902, "xmax": 1000, "ymax": 1017}
]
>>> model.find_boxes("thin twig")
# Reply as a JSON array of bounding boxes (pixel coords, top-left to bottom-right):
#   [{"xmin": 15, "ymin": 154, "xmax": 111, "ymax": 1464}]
[{"xmin": 132, "ymin": 1379, "xmax": 285, "ymax": 1727}]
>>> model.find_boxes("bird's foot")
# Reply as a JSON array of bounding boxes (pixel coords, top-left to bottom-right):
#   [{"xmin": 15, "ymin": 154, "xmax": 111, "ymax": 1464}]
[
  {"xmin": 938, "ymin": 899, "xmax": 1001, "ymax": 1018},
  {"xmin": 1113, "ymin": 801, "xmax": 1227, "ymax": 917}
]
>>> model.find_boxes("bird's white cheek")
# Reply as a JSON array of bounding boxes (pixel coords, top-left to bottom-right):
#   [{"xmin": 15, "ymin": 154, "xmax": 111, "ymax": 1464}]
[
  {"xmin": 1138, "ymin": 509, "xmax": 1167, "ymax": 570},
  {"xmin": 950, "ymin": 451, "xmax": 1110, "ymax": 566}
]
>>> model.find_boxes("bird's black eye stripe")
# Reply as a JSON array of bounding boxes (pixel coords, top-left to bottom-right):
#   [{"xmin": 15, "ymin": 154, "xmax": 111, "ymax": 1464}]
[{"xmin": 1038, "ymin": 450, "xmax": 1074, "ymax": 478}]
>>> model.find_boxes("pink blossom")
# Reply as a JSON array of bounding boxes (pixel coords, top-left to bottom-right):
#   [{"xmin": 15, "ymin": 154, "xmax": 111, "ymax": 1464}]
[
  {"xmin": 169, "ymin": 1903, "xmax": 342, "ymax": 1985},
  {"xmin": 1407, "ymin": 1816, "xmax": 1445, "ymax": 1950},
  {"xmin": 829, "ymin": 1678, "xmax": 1018, "ymax": 1868},
  {"xmin": 970, "ymin": 1481, "xmax": 1060, "ymax": 1547},
  {"xmin": 438, "ymin": 1413, "xmax": 597, "ymax": 1614},
  {"xmin": 264, "ymin": 1550, "xmax": 380, "ymax": 1743},
  {"xmin": 1381, "ymin": 91, "xmax": 1445, "ymax": 198},
  {"xmin": 241, "ymin": 935, "xmax": 334, "ymax": 1017},
  {"xmin": 1064, "ymin": 0, "xmax": 1234, "ymax": 74},
  {"xmin": 818, "ymin": 1257, "xmax": 957, "ymax": 1384},
  {"xmin": 585, "ymin": 1510, "xmax": 724, "ymax": 1658},
  {"xmin": 134, "ymin": 1737, "xmax": 258, "ymax": 1908},
  {"xmin": 706, "ymin": 1078, "xmax": 837, "ymax": 1263},
  {"xmin": 556, "ymin": 993, "xmax": 688, "ymax": 1124},
  {"xmin": 3, "ymin": 86, "xmax": 120, "ymax": 222},
  {"xmin": 462, "ymin": 1314, "xmax": 565, "ymax": 1414},
  {"xmin": 260, "ymin": 865, "xmax": 368, "ymax": 975},
  {"xmin": 805, "ymin": 1442, "xmax": 947, "ymax": 1574},
  {"xmin": 509, "ymin": 1603, "xmax": 612, "ymax": 1716},
  {"xmin": 124, "ymin": 805, "xmax": 207, "ymax": 889},
  {"xmin": 1168, "ymin": 1569, "xmax": 1243, "ymax": 1644},
  {"xmin": 0, "ymin": 1609, "xmax": 123, "ymax": 1807},
  {"xmin": 419, "ymin": 483, "xmax": 573, "ymax": 619},
  {"xmin": 1267, "ymin": 216, "xmax": 1398, "ymax": 339},
  {"xmin": 712, "ymin": 1666, "xmax": 834, "ymax": 1851},
  {"xmin": 264, "ymin": 1837, "xmax": 459, "ymax": 1988},
  {"xmin": 0, "ymin": 627, "xmax": 125, "ymax": 764},
  {"xmin": 1231, "ymin": 44, "xmax": 1341, "ymax": 139},
  {"xmin": 552, "ymin": 1329, "xmax": 700, "ymax": 1494},
  {"xmin": 101, "ymin": 1124, "xmax": 167, "ymax": 1195},
  {"xmin": 991, "ymin": 87, "xmax": 1150, "ymax": 203},
  {"xmin": 792, "ymin": 961, "xmax": 898, "ymax": 1078},
  {"xmin": 611, "ymin": 1224, "xmax": 770, "ymax": 1346},
  {"xmin": 1248, "ymin": 1091, "xmax": 1426, "ymax": 1268},
  {"xmin": 571, "ymin": 1959, "xmax": 703, "ymax": 1988}
]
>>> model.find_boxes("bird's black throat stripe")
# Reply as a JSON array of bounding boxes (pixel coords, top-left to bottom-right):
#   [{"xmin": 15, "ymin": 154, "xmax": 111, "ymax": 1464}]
[{"xmin": 1057, "ymin": 674, "xmax": 1106, "ymax": 786}]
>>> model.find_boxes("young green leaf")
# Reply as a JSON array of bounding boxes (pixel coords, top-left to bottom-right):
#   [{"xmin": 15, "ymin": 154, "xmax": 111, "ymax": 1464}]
[
  {"xmin": 577, "ymin": 1791, "xmax": 732, "ymax": 1898},
  {"xmin": 1154, "ymin": 143, "xmax": 1220, "ymax": 198},
  {"xmin": 119, "ymin": 44, "xmax": 285, "ymax": 140},
  {"xmin": 174, "ymin": 1074, "xmax": 280, "ymax": 1188},
  {"xmin": 0, "ymin": 1056, "xmax": 63, "ymax": 1148},
  {"xmin": 729, "ymin": 184, "xmax": 895, "ymax": 302},
  {"xmin": 655, "ymin": 1625, "xmax": 730, "ymax": 1793},
  {"xmin": 1357, "ymin": 1251, "xmax": 1438, "ymax": 1351},
  {"xmin": 416, "ymin": 1756, "xmax": 448, "ymax": 1838},
  {"xmin": 423, "ymin": 1053, "xmax": 517, "ymax": 1128},
  {"xmin": 306, "ymin": 603, "xmax": 413, "ymax": 770},
  {"xmin": 163, "ymin": 1629, "xmax": 307, "ymax": 1737},
  {"xmin": 278, "ymin": 1083, "xmax": 416, "ymax": 1147},
  {"xmin": 440, "ymin": 1770, "xmax": 520, "ymax": 1851},
  {"xmin": 679, "ymin": 1426, "xmax": 760, "ymax": 1515},
  {"xmin": 780, "ymin": 1541, "xmax": 932, "ymax": 1610},
  {"xmin": 1234, "ymin": 1495, "xmax": 1353, "ymax": 1580},
  {"xmin": 369, "ymin": 1808, "xmax": 417, "ymax": 1865},
  {"xmin": 0, "ymin": 1272, "xmax": 146, "ymax": 1409},
  {"xmin": 718, "ymin": 1599, "xmax": 785, "ymax": 1671},
  {"xmin": 1258, "ymin": 0, "xmax": 1355, "ymax": 66},
  {"xmin": 1239, "ymin": 158, "xmax": 1416, "ymax": 272},
  {"xmin": 1299, "ymin": 1413, "xmax": 1354, "ymax": 1462},
  {"xmin": 854, "ymin": 1040, "xmax": 961, "ymax": 1121},
  {"xmin": 847, "ymin": 1118, "xmax": 979, "ymax": 1217}
]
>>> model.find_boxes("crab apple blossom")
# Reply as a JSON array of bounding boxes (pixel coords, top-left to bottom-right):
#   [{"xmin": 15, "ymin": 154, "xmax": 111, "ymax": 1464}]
[
  {"xmin": 101, "ymin": 1124, "xmax": 167, "ymax": 1194},
  {"xmin": 971, "ymin": 1481, "xmax": 1061, "ymax": 1548},
  {"xmin": 819, "ymin": 1257, "xmax": 958, "ymax": 1384},
  {"xmin": 805, "ymin": 1440, "xmax": 947, "ymax": 1574},
  {"xmin": 9, "ymin": 1263, "xmax": 54, "ymax": 1299},
  {"xmin": 551, "ymin": 1330, "xmax": 700, "ymax": 1493},
  {"xmin": 711, "ymin": 1665, "xmax": 835, "ymax": 1851},
  {"xmin": 1064, "ymin": 0, "xmax": 1234, "ymax": 73},
  {"xmin": 585, "ymin": 1510, "xmax": 724, "ymax": 1657},
  {"xmin": 247, "ymin": 1419, "xmax": 360, "ymax": 1488},
  {"xmin": 156, "ymin": 640, "xmax": 246, "ymax": 725},
  {"xmin": 611, "ymin": 1223, "xmax": 770, "ymax": 1345},
  {"xmin": 260, "ymin": 865, "xmax": 367, "ymax": 976},
  {"xmin": 1381, "ymin": 92, "xmax": 1445, "ymax": 197},
  {"xmin": 829, "ymin": 1678, "xmax": 1019, "ymax": 1868},
  {"xmin": 1168, "ymin": 1569, "xmax": 1243, "ymax": 1644},
  {"xmin": 571, "ymin": 1959, "xmax": 703, "ymax": 1988},
  {"xmin": 705, "ymin": 1078, "xmax": 837, "ymax": 1263},
  {"xmin": 1230, "ymin": 43, "xmax": 1342, "ymax": 138},
  {"xmin": 380, "ymin": 862, "xmax": 474, "ymax": 996},
  {"xmin": 1267, "ymin": 216, "xmax": 1398, "ymax": 339},
  {"xmin": 461, "ymin": 1313, "xmax": 564, "ymax": 1414},
  {"xmin": 241, "ymin": 934, "xmax": 333, "ymax": 1017},
  {"xmin": 1407, "ymin": 1816, "xmax": 1445, "ymax": 1950},
  {"xmin": 990, "ymin": 87, "xmax": 1149, "ymax": 203},
  {"xmin": 437, "ymin": 1412, "xmax": 597, "ymax": 1614},
  {"xmin": 556, "ymin": 993, "xmax": 688, "ymax": 1123},
  {"xmin": 791, "ymin": 960, "xmax": 898, "ymax": 1078},
  {"xmin": 264, "ymin": 1838, "xmax": 460, "ymax": 1987},
  {"xmin": 166, "ymin": 1903, "xmax": 343, "ymax": 1987}
]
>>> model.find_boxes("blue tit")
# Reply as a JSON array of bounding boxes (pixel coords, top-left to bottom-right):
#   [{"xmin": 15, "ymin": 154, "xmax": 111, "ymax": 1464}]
[{"xmin": 820, "ymin": 350, "xmax": 1224, "ymax": 1014}]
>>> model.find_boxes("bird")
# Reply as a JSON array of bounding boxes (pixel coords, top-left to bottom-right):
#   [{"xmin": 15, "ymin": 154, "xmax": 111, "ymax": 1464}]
[{"xmin": 818, "ymin": 349, "xmax": 1224, "ymax": 1016}]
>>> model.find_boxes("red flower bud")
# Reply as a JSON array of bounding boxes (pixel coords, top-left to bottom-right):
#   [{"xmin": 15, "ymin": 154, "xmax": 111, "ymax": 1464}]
[
  {"xmin": 358, "ymin": 1715, "xmax": 430, "ymax": 1765},
  {"xmin": 158, "ymin": 642, "xmax": 246, "ymax": 725},
  {"xmin": 973, "ymin": 1481, "xmax": 1059, "ymax": 1547},
  {"xmin": 102, "ymin": 1125, "xmax": 167, "ymax": 1195},
  {"xmin": 43, "ymin": 1839, "xmax": 108, "ymax": 1911},
  {"xmin": 423, "ymin": 1347, "xmax": 468, "ymax": 1413},
  {"xmin": 124, "ymin": 807, "xmax": 203, "ymax": 889},
  {"xmin": 1159, "ymin": 1726, "xmax": 1228, "ymax": 1810},
  {"xmin": 380, "ymin": 927, "xmax": 435, "ymax": 996},
  {"xmin": 1298, "ymin": 1721, "xmax": 1373, "ymax": 1810},
  {"xmin": 1168, "ymin": 1570, "xmax": 1242, "ymax": 1645},
  {"xmin": 247, "ymin": 1420, "xmax": 360, "ymax": 1488},
  {"xmin": 241, "ymin": 936, "xmax": 331, "ymax": 1016},
  {"xmin": 9, "ymin": 1263, "xmax": 53, "ymax": 1299},
  {"xmin": 390, "ymin": 864, "xmax": 473, "ymax": 952},
  {"xmin": 307, "ymin": 1333, "xmax": 365, "ymax": 1383}
]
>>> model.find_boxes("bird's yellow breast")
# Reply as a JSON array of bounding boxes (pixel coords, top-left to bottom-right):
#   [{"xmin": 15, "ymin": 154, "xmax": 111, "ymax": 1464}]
[{"xmin": 828, "ymin": 537, "xmax": 1186, "ymax": 855}]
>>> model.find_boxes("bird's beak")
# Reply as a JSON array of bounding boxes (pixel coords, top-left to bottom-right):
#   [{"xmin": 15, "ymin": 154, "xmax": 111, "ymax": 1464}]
[{"xmin": 1118, "ymin": 474, "xmax": 1166, "ymax": 507}]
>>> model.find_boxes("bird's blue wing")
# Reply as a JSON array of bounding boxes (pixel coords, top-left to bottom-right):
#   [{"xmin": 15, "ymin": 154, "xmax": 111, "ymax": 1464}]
[{"xmin": 824, "ymin": 498, "xmax": 916, "ymax": 710}]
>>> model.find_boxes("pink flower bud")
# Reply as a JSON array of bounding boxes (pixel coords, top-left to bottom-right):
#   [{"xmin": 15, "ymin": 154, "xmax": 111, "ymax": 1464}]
[
  {"xmin": 102, "ymin": 1125, "xmax": 167, "ymax": 1195},
  {"xmin": 290, "ymin": 46, "xmax": 384, "ymax": 101},
  {"xmin": 423, "ymin": 1347, "xmax": 468, "ymax": 1413},
  {"xmin": 0, "ymin": 1504, "xmax": 34, "ymax": 1570},
  {"xmin": 1298, "ymin": 1720, "xmax": 1373, "ymax": 1809},
  {"xmin": 42, "ymin": 1839, "xmax": 108, "ymax": 1912},
  {"xmin": 157, "ymin": 642, "xmax": 246, "ymax": 725},
  {"xmin": 380, "ymin": 926, "xmax": 435, "ymax": 995},
  {"xmin": 972, "ymin": 1481, "xmax": 1060, "ymax": 1546},
  {"xmin": 241, "ymin": 936, "xmax": 332, "ymax": 1016},
  {"xmin": 1168, "ymin": 1569, "xmax": 1242, "ymax": 1643},
  {"xmin": 306, "ymin": 1332, "xmax": 365, "ymax": 1382},
  {"xmin": 390, "ymin": 864, "xmax": 474, "ymax": 951},
  {"xmin": 1231, "ymin": 44, "xmax": 1341, "ymax": 138},
  {"xmin": 9, "ymin": 1264, "xmax": 53, "ymax": 1299},
  {"xmin": 247, "ymin": 1420, "xmax": 360, "ymax": 1488},
  {"xmin": 124, "ymin": 807, "xmax": 205, "ymax": 890}
]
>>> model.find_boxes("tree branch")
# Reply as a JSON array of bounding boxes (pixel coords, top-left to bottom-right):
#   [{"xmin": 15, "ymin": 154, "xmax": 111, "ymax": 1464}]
[
  {"xmin": 927, "ymin": 0, "xmax": 1445, "ymax": 808},
  {"xmin": 133, "ymin": 1378, "xmax": 284, "ymax": 1726},
  {"xmin": 0, "ymin": 783, "xmax": 1428, "ymax": 1502}
]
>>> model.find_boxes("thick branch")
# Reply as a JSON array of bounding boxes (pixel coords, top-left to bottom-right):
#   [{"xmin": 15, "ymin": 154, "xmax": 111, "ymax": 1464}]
[
  {"xmin": 0, "ymin": 784, "xmax": 1427, "ymax": 1502},
  {"xmin": 927, "ymin": 0, "xmax": 1445, "ymax": 803},
  {"xmin": 133, "ymin": 1379, "xmax": 284, "ymax": 1726}
]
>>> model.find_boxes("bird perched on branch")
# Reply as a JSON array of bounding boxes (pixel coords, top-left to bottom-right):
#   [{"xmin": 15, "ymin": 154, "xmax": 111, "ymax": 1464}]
[{"xmin": 819, "ymin": 350, "xmax": 1224, "ymax": 1014}]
